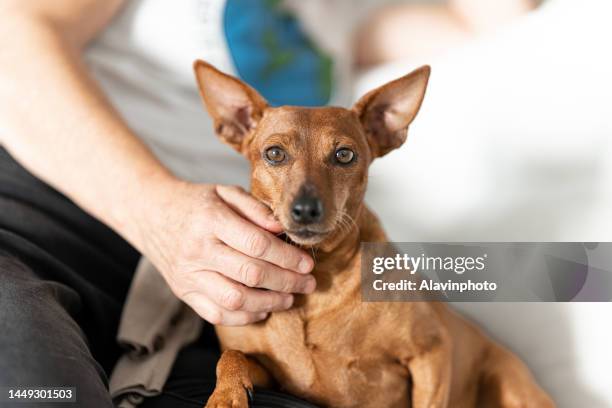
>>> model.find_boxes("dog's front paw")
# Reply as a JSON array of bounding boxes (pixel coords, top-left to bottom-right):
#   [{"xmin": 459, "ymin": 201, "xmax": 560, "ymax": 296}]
[{"xmin": 204, "ymin": 385, "xmax": 251, "ymax": 408}]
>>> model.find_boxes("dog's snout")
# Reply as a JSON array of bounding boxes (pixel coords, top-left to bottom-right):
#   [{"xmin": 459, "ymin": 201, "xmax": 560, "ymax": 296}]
[{"xmin": 291, "ymin": 195, "xmax": 324, "ymax": 225}]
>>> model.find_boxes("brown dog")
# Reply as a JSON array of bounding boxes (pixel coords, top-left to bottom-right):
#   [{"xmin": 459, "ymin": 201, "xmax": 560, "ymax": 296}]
[{"xmin": 193, "ymin": 60, "xmax": 554, "ymax": 408}]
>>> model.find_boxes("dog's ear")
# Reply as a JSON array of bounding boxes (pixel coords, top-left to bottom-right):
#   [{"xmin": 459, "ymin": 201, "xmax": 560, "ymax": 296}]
[
  {"xmin": 352, "ymin": 66, "xmax": 430, "ymax": 158},
  {"xmin": 194, "ymin": 60, "xmax": 268, "ymax": 153}
]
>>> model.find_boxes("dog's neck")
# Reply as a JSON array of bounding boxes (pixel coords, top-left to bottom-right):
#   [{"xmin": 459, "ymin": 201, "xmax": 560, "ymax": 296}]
[{"xmin": 313, "ymin": 209, "xmax": 363, "ymax": 261}]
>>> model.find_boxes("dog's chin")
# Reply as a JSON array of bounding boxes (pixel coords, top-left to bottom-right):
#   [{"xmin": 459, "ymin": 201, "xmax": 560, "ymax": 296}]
[{"xmin": 284, "ymin": 228, "xmax": 330, "ymax": 247}]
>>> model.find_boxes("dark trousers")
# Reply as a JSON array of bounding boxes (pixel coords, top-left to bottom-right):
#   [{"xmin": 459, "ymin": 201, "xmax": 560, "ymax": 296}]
[{"xmin": 0, "ymin": 147, "xmax": 222, "ymax": 407}]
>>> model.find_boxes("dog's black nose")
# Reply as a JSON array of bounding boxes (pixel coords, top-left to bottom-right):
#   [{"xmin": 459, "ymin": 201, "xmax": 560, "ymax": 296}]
[{"xmin": 291, "ymin": 195, "xmax": 324, "ymax": 225}]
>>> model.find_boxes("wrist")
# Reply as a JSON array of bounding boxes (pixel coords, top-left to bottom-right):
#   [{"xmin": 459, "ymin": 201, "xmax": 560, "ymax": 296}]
[{"xmin": 108, "ymin": 167, "xmax": 183, "ymax": 254}]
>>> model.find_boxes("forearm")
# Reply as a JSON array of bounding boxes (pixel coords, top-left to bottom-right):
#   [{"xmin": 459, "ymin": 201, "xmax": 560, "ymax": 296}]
[
  {"xmin": 355, "ymin": 0, "xmax": 535, "ymax": 67},
  {"xmin": 0, "ymin": 13, "xmax": 176, "ymax": 249},
  {"xmin": 355, "ymin": 4, "xmax": 469, "ymax": 67},
  {"xmin": 450, "ymin": 0, "xmax": 535, "ymax": 32}
]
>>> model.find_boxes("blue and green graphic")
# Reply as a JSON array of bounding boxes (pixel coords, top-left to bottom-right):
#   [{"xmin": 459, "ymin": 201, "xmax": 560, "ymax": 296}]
[{"xmin": 223, "ymin": 0, "xmax": 333, "ymax": 106}]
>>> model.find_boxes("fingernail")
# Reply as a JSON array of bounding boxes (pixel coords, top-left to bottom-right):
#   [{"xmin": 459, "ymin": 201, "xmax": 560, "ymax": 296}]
[
  {"xmin": 303, "ymin": 277, "xmax": 316, "ymax": 294},
  {"xmin": 283, "ymin": 295, "xmax": 294, "ymax": 308},
  {"xmin": 258, "ymin": 312, "xmax": 268, "ymax": 320},
  {"xmin": 299, "ymin": 258, "xmax": 313, "ymax": 274}
]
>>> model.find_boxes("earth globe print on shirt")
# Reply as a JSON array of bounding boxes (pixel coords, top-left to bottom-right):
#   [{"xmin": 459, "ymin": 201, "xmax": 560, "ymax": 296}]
[{"xmin": 223, "ymin": 0, "xmax": 334, "ymax": 107}]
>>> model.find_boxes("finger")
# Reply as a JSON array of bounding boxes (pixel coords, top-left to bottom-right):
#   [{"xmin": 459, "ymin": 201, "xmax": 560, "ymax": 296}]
[
  {"xmin": 195, "ymin": 270, "xmax": 295, "ymax": 312},
  {"xmin": 214, "ymin": 209, "xmax": 314, "ymax": 274},
  {"xmin": 216, "ymin": 185, "xmax": 283, "ymax": 233},
  {"xmin": 208, "ymin": 243, "xmax": 316, "ymax": 294},
  {"xmin": 182, "ymin": 291, "xmax": 268, "ymax": 326}
]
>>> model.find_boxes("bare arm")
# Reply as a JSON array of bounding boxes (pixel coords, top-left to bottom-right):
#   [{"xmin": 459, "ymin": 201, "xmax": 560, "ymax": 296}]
[
  {"xmin": 0, "ymin": 0, "xmax": 314, "ymax": 325},
  {"xmin": 355, "ymin": 0, "xmax": 535, "ymax": 67},
  {"xmin": 450, "ymin": 0, "xmax": 535, "ymax": 32},
  {"xmin": 0, "ymin": 0, "xmax": 171, "ymax": 242}
]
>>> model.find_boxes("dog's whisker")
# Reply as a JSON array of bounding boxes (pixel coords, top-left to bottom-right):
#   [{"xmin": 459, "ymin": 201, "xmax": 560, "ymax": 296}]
[
  {"xmin": 310, "ymin": 247, "xmax": 318, "ymax": 263},
  {"xmin": 334, "ymin": 212, "xmax": 351, "ymax": 235},
  {"xmin": 342, "ymin": 211, "xmax": 358, "ymax": 231},
  {"xmin": 334, "ymin": 209, "xmax": 358, "ymax": 237}
]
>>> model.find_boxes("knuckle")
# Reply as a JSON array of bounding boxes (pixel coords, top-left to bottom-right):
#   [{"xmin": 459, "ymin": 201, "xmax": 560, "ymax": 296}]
[
  {"xmin": 240, "ymin": 262, "xmax": 265, "ymax": 287},
  {"xmin": 242, "ymin": 315, "xmax": 258, "ymax": 325},
  {"xmin": 180, "ymin": 240, "xmax": 201, "ymax": 261},
  {"xmin": 209, "ymin": 209, "xmax": 229, "ymax": 237},
  {"xmin": 238, "ymin": 312, "xmax": 259, "ymax": 325},
  {"xmin": 202, "ymin": 241, "xmax": 224, "ymax": 268},
  {"xmin": 281, "ymin": 275, "xmax": 298, "ymax": 293},
  {"xmin": 207, "ymin": 205, "xmax": 224, "ymax": 222},
  {"xmin": 287, "ymin": 254, "xmax": 303, "ymax": 271},
  {"xmin": 263, "ymin": 296, "xmax": 280, "ymax": 311},
  {"xmin": 188, "ymin": 208, "xmax": 214, "ymax": 232},
  {"xmin": 206, "ymin": 307, "xmax": 223, "ymax": 325},
  {"xmin": 245, "ymin": 232, "xmax": 270, "ymax": 258},
  {"xmin": 221, "ymin": 288, "xmax": 245, "ymax": 311}
]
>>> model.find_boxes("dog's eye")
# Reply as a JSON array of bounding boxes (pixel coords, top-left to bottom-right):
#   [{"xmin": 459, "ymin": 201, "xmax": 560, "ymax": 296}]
[
  {"xmin": 334, "ymin": 148, "xmax": 355, "ymax": 165},
  {"xmin": 264, "ymin": 146, "xmax": 287, "ymax": 165}
]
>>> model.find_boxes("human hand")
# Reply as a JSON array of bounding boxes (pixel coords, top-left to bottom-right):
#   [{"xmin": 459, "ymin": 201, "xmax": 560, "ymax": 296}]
[{"xmin": 135, "ymin": 181, "xmax": 315, "ymax": 326}]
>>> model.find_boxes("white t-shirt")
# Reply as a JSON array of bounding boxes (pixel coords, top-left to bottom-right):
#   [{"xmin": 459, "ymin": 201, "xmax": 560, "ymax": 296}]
[{"xmin": 85, "ymin": 0, "xmax": 379, "ymax": 184}]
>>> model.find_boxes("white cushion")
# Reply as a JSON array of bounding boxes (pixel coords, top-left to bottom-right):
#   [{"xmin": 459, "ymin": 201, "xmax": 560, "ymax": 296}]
[{"xmin": 356, "ymin": 1, "xmax": 612, "ymax": 406}]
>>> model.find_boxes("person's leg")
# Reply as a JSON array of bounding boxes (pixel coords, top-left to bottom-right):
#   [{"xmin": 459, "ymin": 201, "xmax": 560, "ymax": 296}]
[
  {"xmin": 139, "ymin": 325, "xmax": 219, "ymax": 408},
  {"xmin": 0, "ymin": 147, "xmax": 140, "ymax": 405},
  {"xmin": 140, "ymin": 325, "xmax": 318, "ymax": 408},
  {"xmin": 0, "ymin": 255, "xmax": 113, "ymax": 407}
]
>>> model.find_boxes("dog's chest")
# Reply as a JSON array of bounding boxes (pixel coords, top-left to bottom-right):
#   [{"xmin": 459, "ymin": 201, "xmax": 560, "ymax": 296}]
[
  {"xmin": 216, "ymin": 305, "xmax": 411, "ymax": 407},
  {"xmin": 272, "ymin": 311, "xmax": 411, "ymax": 407}
]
